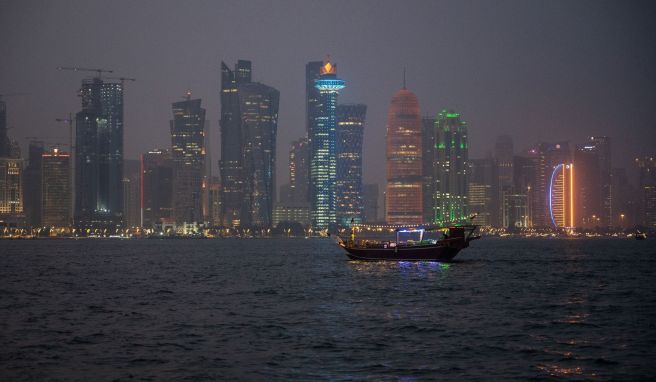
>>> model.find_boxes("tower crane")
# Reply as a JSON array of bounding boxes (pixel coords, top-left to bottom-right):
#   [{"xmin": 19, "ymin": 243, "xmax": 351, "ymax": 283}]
[
  {"xmin": 105, "ymin": 76, "xmax": 136, "ymax": 85},
  {"xmin": 57, "ymin": 66, "xmax": 113, "ymax": 78}
]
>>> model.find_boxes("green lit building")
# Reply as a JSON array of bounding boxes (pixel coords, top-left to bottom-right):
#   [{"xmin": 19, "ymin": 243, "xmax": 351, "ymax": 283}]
[{"xmin": 430, "ymin": 110, "xmax": 469, "ymax": 224}]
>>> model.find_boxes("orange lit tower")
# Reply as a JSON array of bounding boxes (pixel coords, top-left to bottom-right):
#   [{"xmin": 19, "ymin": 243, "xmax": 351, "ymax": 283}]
[{"xmin": 385, "ymin": 85, "xmax": 422, "ymax": 225}]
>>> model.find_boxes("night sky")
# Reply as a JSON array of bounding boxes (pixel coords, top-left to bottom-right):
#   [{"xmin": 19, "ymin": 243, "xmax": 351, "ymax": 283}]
[{"xmin": 1, "ymin": 0, "xmax": 655, "ymax": 189}]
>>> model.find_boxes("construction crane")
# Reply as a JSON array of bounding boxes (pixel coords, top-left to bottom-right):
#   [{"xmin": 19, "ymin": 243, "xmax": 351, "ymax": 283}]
[
  {"xmin": 57, "ymin": 66, "xmax": 113, "ymax": 78},
  {"xmin": 105, "ymin": 76, "xmax": 136, "ymax": 85}
]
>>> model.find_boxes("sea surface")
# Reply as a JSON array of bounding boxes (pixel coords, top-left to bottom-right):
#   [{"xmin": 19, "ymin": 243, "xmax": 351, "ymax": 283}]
[{"xmin": 1, "ymin": 237, "xmax": 655, "ymax": 381}]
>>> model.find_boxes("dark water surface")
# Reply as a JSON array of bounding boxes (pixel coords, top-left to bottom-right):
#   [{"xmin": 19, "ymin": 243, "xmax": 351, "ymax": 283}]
[{"xmin": 1, "ymin": 238, "xmax": 655, "ymax": 381}]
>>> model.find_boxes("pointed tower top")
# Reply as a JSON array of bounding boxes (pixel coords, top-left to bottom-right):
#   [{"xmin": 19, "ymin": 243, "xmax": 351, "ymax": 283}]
[
  {"xmin": 320, "ymin": 54, "xmax": 336, "ymax": 75},
  {"xmin": 184, "ymin": 89, "xmax": 192, "ymax": 100}
]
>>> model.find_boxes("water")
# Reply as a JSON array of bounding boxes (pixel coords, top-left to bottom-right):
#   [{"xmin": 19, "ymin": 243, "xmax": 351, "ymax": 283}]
[{"xmin": 1, "ymin": 238, "xmax": 655, "ymax": 381}]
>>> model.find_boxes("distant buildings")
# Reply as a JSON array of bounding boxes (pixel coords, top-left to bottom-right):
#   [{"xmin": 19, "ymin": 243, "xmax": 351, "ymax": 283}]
[
  {"xmin": 467, "ymin": 158, "xmax": 496, "ymax": 226},
  {"xmin": 122, "ymin": 159, "xmax": 141, "ymax": 228},
  {"xmin": 75, "ymin": 77, "xmax": 124, "ymax": 227},
  {"xmin": 41, "ymin": 148, "xmax": 71, "ymax": 227},
  {"xmin": 385, "ymin": 87, "xmax": 422, "ymax": 225},
  {"xmin": 170, "ymin": 95, "xmax": 206, "ymax": 225},
  {"xmin": 141, "ymin": 149, "xmax": 173, "ymax": 229},
  {"xmin": 336, "ymin": 104, "xmax": 366, "ymax": 226},
  {"xmin": 431, "ymin": 110, "xmax": 469, "ymax": 225},
  {"xmin": 309, "ymin": 57, "xmax": 345, "ymax": 230}
]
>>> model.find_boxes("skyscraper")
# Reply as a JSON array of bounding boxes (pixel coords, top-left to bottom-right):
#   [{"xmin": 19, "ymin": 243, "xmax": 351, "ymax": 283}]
[
  {"xmin": 24, "ymin": 141, "xmax": 44, "ymax": 227},
  {"xmin": 636, "ymin": 156, "xmax": 656, "ymax": 230},
  {"xmin": 431, "ymin": 110, "xmax": 469, "ymax": 224},
  {"xmin": 170, "ymin": 94, "xmax": 206, "ymax": 225},
  {"xmin": 310, "ymin": 57, "xmax": 345, "ymax": 230},
  {"xmin": 75, "ymin": 77, "xmax": 124, "ymax": 227},
  {"xmin": 549, "ymin": 163, "xmax": 575, "ymax": 230},
  {"xmin": 306, "ymin": 61, "xmax": 323, "ymax": 135},
  {"xmin": 574, "ymin": 143, "xmax": 601, "ymax": 228},
  {"xmin": 141, "ymin": 149, "xmax": 173, "ymax": 228},
  {"xmin": 589, "ymin": 136, "xmax": 612, "ymax": 227},
  {"xmin": 288, "ymin": 138, "xmax": 309, "ymax": 203},
  {"xmin": 385, "ymin": 86, "xmax": 422, "ymax": 225},
  {"xmin": 41, "ymin": 148, "xmax": 71, "ymax": 227},
  {"xmin": 238, "ymin": 82, "xmax": 279, "ymax": 227},
  {"xmin": 495, "ymin": 135, "xmax": 514, "ymax": 227},
  {"xmin": 219, "ymin": 60, "xmax": 251, "ymax": 227},
  {"xmin": 0, "ymin": 158, "xmax": 24, "ymax": 225},
  {"xmin": 422, "ymin": 116, "xmax": 436, "ymax": 223},
  {"xmin": 123, "ymin": 159, "xmax": 141, "ymax": 228},
  {"xmin": 468, "ymin": 158, "xmax": 496, "ymax": 226},
  {"xmin": 336, "ymin": 104, "xmax": 366, "ymax": 226}
]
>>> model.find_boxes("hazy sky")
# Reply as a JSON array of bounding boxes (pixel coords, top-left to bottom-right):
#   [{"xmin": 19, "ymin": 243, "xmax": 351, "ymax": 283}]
[{"xmin": 1, "ymin": 0, "xmax": 655, "ymax": 188}]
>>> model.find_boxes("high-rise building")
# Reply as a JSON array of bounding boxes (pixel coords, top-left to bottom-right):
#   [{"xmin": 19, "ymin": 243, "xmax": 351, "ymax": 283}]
[
  {"xmin": 123, "ymin": 159, "xmax": 141, "ymax": 228},
  {"xmin": 0, "ymin": 158, "xmax": 24, "ymax": 225},
  {"xmin": 636, "ymin": 156, "xmax": 656, "ymax": 230},
  {"xmin": 574, "ymin": 144, "xmax": 601, "ymax": 228},
  {"xmin": 362, "ymin": 183, "xmax": 380, "ymax": 223},
  {"xmin": 309, "ymin": 57, "xmax": 345, "ymax": 230},
  {"xmin": 171, "ymin": 95, "xmax": 206, "ymax": 225},
  {"xmin": 289, "ymin": 138, "xmax": 309, "ymax": 203},
  {"xmin": 24, "ymin": 141, "xmax": 44, "ymax": 227},
  {"xmin": 75, "ymin": 77, "xmax": 124, "ymax": 227},
  {"xmin": 385, "ymin": 87, "xmax": 422, "ymax": 225},
  {"xmin": 41, "ymin": 148, "xmax": 71, "ymax": 227},
  {"xmin": 141, "ymin": 149, "xmax": 173, "ymax": 228},
  {"xmin": 306, "ymin": 61, "xmax": 323, "ymax": 135},
  {"xmin": 219, "ymin": 60, "xmax": 251, "ymax": 227},
  {"xmin": 422, "ymin": 116, "xmax": 436, "ymax": 223},
  {"xmin": 207, "ymin": 178, "xmax": 221, "ymax": 227},
  {"xmin": 336, "ymin": 104, "xmax": 366, "ymax": 226},
  {"xmin": 238, "ymin": 82, "xmax": 279, "ymax": 227},
  {"xmin": 431, "ymin": 110, "xmax": 469, "ymax": 224},
  {"xmin": 468, "ymin": 158, "xmax": 496, "ymax": 226},
  {"xmin": 548, "ymin": 163, "xmax": 575, "ymax": 230},
  {"xmin": 495, "ymin": 135, "xmax": 514, "ymax": 227},
  {"xmin": 503, "ymin": 193, "xmax": 530, "ymax": 229},
  {"xmin": 611, "ymin": 168, "xmax": 636, "ymax": 228},
  {"xmin": 589, "ymin": 136, "xmax": 612, "ymax": 227},
  {"xmin": 513, "ymin": 154, "xmax": 538, "ymax": 227}
]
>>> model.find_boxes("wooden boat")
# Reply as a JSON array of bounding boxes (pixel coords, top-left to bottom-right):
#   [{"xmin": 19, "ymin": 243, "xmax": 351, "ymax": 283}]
[{"xmin": 335, "ymin": 225, "xmax": 480, "ymax": 262}]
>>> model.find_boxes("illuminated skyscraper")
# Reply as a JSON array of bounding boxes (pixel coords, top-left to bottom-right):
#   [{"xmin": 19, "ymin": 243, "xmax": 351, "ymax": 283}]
[
  {"xmin": 171, "ymin": 94, "xmax": 206, "ymax": 225},
  {"xmin": 306, "ymin": 61, "xmax": 323, "ymax": 135},
  {"xmin": 574, "ymin": 144, "xmax": 601, "ymax": 228},
  {"xmin": 141, "ymin": 149, "xmax": 173, "ymax": 228},
  {"xmin": 0, "ymin": 158, "xmax": 23, "ymax": 225},
  {"xmin": 289, "ymin": 138, "xmax": 309, "ymax": 203},
  {"xmin": 75, "ymin": 77, "xmax": 124, "ymax": 227},
  {"xmin": 220, "ymin": 60, "xmax": 251, "ymax": 227},
  {"xmin": 431, "ymin": 110, "xmax": 468, "ymax": 224},
  {"xmin": 336, "ymin": 104, "xmax": 366, "ymax": 226},
  {"xmin": 385, "ymin": 86, "xmax": 422, "ymax": 225},
  {"xmin": 549, "ymin": 163, "xmax": 575, "ymax": 230},
  {"xmin": 310, "ymin": 57, "xmax": 345, "ymax": 230},
  {"xmin": 41, "ymin": 148, "xmax": 71, "ymax": 227},
  {"xmin": 238, "ymin": 82, "xmax": 279, "ymax": 227}
]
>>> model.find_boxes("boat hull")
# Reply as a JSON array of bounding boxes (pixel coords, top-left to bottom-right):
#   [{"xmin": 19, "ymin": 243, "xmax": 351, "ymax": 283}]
[{"xmin": 341, "ymin": 242, "xmax": 463, "ymax": 262}]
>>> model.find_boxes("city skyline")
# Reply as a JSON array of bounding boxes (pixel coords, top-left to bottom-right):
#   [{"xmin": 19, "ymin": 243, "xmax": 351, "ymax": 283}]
[{"xmin": 1, "ymin": 1, "xmax": 655, "ymax": 192}]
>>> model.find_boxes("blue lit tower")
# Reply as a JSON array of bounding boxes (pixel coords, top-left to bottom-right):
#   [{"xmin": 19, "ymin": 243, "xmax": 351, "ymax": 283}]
[
  {"xmin": 336, "ymin": 104, "xmax": 366, "ymax": 226},
  {"xmin": 310, "ymin": 57, "xmax": 345, "ymax": 230}
]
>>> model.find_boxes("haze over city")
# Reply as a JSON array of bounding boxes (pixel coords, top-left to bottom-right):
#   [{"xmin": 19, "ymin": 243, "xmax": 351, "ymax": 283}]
[{"xmin": 2, "ymin": 0, "xmax": 655, "ymax": 190}]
